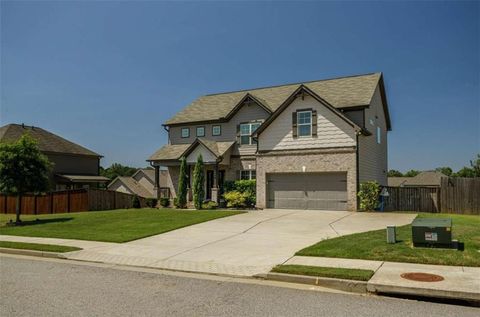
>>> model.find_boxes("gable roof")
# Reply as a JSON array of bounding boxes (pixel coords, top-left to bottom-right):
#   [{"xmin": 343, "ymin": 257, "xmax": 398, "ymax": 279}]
[
  {"xmin": 387, "ymin": 177, "xmax": 409, "ymax": 187},
  {"xmin": 148, "ymin": 139, "xmax": 235, "ymax": 162},
  {"xmin": 108, "ymin": 176, "xmax": 155, "ymax": 198},
  {"xmin": 133, "ymin": 168, "xmax": 155, "ymax": 183},
  {"xmin": 0, "ymin": 124, "xmax": 101, "ymax": 157},
  {"xmin": 165, "ymin": 73, "xmax": 385, "ymax": 126},
  {"xmin": 253, "ymin": 84, "xmax": 361, "ymax": 137}
]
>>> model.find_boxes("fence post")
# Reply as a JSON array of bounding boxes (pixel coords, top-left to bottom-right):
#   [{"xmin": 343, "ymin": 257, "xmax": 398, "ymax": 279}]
[
  {"xmin": 67, "ymin": 190, "xmax": 71, "ymax": 213},
  {"xmin": 34, "ymin": 195, "xmax": 37, "ymax": 215},
  {"xmin": 50, "ymin": 193, "xmax": 54, "ymax": 214}
]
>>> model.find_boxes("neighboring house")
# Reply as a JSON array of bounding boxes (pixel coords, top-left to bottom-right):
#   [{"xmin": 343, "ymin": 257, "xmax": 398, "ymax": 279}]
[
  {"xmin": 148, "ymin": 73, "xmax": 391, "ymax": 211},
  {"xmin": 0, "ymin": 123, "xmax": 109, "ymax": 190},
  {"xmin": 388, "ymin": 171, "xmax": 447, "ymax": 187},
  {"xmin": 107, "ymin": 168, "xmax": 169, "ymax": 198}
]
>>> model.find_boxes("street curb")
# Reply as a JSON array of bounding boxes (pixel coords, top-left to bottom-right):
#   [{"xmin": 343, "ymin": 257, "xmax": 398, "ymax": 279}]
[
  {"xmin": 265, "ymin": 272, "xmax": 368, "ymax": 294},
  {"xmin": 367, "ymin": 282, "xmax": 480, "ymax": 303},
  {"xmin": 0, "ymin": 247, "xmax": 67, "ymax": 259}
]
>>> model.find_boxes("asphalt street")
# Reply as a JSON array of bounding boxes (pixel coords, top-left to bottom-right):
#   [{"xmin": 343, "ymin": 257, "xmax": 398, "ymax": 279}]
[{"xmin": 0, "ymin": 255, "xmax": 478, "ymax": 317}]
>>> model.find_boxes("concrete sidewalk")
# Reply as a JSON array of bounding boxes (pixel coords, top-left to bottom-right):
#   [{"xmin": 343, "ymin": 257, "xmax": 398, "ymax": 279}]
[
  {"xmin": 283, "ymin": 256, "xmax": 480, "ymax": 302},
  {"xmin": 0, "ymin": 210, "xmax": 415, "ymax": 277}
]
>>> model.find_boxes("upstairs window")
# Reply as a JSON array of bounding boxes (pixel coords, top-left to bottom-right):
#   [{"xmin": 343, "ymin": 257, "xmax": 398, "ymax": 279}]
[
  {"xmin": 239, "ymin": 122, "xmax": 261, "ymax": 145},
  {"xmin": 196, "ymin": 126, "xmax": 205, "ymax": 137},
  {"xmin": 240, "ymin": 170, "xmax": 256, "ymax": 180},
  {"xmin": 212, "ymin": 125, "xmax": 221, "ymax": 136},
  {"xmin": 181, "ymin": 128, "xmax": 190, "ymax": 138},
  {"xmin": 297, "ymin": 111, "xmax": 312, "ymax": 137}
]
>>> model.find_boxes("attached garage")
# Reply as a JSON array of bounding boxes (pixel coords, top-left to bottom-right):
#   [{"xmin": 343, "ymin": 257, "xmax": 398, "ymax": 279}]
[{"xmin": 266, "ymin": 172, "xmax": 348, "ymax": 211}]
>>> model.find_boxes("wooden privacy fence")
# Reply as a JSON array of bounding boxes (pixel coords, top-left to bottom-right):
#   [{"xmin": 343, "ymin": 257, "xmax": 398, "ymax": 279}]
[
  {"xmin": 382, "ymin": 177, "xmax": 480, "ymax": 214},
  {"xmin": 0, "ymin": 189, "xmax": 148, "ymax": 214}
]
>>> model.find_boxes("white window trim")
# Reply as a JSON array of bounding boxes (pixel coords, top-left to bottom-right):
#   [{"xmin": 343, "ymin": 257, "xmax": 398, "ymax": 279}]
[
  {"xmin": 297, "ymin": 110, "xmax": 312, "ymax": 138},
  {"xmin": 181, "ymin": 128, "xmax": 190, "ymax": 138},
  {"xmin": 196, "ymin": 126, "xmax": 205, "ymax": 137},
  {"xmin": 240, "ymin": 122, "xmax": 262, "ymax": 145},
  {"xmin": 240, "ymin": 170, "xmax": 256, "ymax": 180},
  {"xmin": 212, "ymin": 125, "xmax": 221, "ymax": 136}
]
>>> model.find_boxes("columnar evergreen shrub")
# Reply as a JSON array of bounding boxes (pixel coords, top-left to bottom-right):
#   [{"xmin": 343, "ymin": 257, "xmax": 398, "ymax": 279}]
[
  {"xmin": 177, "ymin": 156, "xmax": 188, "ymax": 208},
  {"xmin": 192, "ymin": 155, "xmax": 205, "ymax": 210}
]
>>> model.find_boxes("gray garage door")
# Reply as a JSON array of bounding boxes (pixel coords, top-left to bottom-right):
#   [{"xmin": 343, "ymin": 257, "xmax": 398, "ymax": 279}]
[{"xmin": 267, "ymin": 172, "xmax": 348, "ymax": 210}]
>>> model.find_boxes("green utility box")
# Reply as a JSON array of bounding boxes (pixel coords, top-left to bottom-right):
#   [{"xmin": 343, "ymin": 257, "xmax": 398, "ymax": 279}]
[{"xmin": 412, "ymin": 218, "xmax": 452, "ymax": 248}]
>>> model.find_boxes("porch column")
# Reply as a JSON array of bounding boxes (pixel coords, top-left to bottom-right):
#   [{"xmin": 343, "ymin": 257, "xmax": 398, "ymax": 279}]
[
  {"xmin": 154, "ymin": 165, "xmax": 160, "ymax": 199},
  {"xmin": 212, "ymin": 162, "xmax": 220, "ymax": 203}
]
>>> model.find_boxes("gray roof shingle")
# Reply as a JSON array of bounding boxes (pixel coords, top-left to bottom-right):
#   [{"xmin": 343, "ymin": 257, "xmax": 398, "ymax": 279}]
[
  {"xmin": 165, "ymin": 73, "xmax": 382, "ymax": 125},
  {"xmin": 0, "ymin": 124, "xmax": 101, "ymax": 157}
]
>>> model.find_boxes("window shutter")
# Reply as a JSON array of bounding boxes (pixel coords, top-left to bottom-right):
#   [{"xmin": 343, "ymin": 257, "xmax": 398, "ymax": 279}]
[
  {"xmin": 236, "ymin": 124, "xmax": 241, "ymax": 143},
  {"xmin": 236, "ymin": 170, "xmax": 241, "ymax": 180},
  {"xmin": 292, "ymin": 112, "xmax": 298, "ymax": 138},
  {"xmin": 312, "ymin": 110, "xmax": 317, "ymax": 137}
]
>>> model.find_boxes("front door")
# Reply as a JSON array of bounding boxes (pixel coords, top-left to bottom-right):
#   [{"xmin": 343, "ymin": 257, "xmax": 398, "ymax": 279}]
[{"xmin": 206, "ymin": 170, "xmax": 214, "ymax": 200}]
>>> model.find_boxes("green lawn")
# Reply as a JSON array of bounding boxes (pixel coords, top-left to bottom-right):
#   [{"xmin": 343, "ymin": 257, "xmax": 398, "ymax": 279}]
[
  {"xmin": 0, "ymin": 208, "xmax": 243, "ymax": 243},
  {"xmin": 272, "ymin": 265, "xmax": 374, "ymax": 281},
  {"xmin": 0, "ymin": 241, "xmax": 82, "ymax": 253},
  {"xmin": 297, "ymin": 213, "xmax": 480, "ymax": 267}
]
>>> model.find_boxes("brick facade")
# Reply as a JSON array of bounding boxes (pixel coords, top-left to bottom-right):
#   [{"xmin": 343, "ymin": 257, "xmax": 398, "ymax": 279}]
[{"xmin": 255, "ymin": 149, "xmax": 357, "ymax": 211}]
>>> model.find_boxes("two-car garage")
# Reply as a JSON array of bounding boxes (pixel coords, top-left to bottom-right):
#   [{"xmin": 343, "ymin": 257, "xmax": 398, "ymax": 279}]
[{"xmin": 266, "ymin": 172, "xmax": 348, "ymax": 211}]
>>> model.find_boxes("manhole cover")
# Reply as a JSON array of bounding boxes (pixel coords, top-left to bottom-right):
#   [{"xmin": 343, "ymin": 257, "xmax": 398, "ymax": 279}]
[{"xmin": 400, "ymin": 272, "xmax": 444, "ymax": 282}]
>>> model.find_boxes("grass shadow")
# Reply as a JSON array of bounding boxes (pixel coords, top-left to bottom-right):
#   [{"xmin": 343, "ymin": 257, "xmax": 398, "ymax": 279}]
[{"xmin": 4, "ymin": 217, "xmax": 74, "ymax": 227}]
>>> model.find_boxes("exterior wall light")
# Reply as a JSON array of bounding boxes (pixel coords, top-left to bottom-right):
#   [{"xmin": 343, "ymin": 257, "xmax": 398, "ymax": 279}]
[{"xmin": 302, "ymin": 166, "xmax": 306, "ymax": 172}]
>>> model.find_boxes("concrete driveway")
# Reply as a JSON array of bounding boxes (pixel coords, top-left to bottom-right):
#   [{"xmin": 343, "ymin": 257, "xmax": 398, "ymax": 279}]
[{"xmin": 66, "ymin": 210, "xmax": 416, "ymax": 276}]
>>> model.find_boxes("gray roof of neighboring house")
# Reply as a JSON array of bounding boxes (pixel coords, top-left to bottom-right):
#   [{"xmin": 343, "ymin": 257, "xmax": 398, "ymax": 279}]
[
  {"xmin": 109, "ymin": 176, "xmax": 155, "ymax": 199},
  {"xmin": 404, "ymin": 171, "xmax": 447, "ymax": 187},
  {"xmin": 0, "ymin": 123, "xmax": 101, "ymax": 157},
  {"xmin": 388, "ymin": 171, "xmax": 447, "ymax": 187},
  {"xmin": 165, "ymin": 73, "xmax": 383, "ymax": 125},
  {"xmin": 148, "ymin": 139, "xmax": 235, "ymax": 161},
  {"xmin": 56, "ymin": 174, "xmax": 110, "ymax": 183},
  {"xmin": 387, "ymin": 177, "xmax": 410, "ymax": 187},
  {"xmin": 133, "ymin": 168, "xmax": 156, "ymax": 183}
]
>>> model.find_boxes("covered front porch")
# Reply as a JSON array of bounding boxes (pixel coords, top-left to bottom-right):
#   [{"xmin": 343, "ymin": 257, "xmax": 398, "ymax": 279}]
[{"xmin": 148, "ymin": 139, "xmax": 235, "ymax": 203}]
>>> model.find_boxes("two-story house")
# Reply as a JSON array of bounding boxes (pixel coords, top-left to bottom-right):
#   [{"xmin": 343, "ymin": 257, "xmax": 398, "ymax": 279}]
[
  {"xmin": 0, "ymin": 123, "xmax": 109, "ymax": 190},
  {"xmin": 148, "ymin": 73, "xmax": 391, "ymax": 211}
]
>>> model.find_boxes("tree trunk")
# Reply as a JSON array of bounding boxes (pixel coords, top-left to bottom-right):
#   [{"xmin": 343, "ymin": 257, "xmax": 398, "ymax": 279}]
[{"xmin": 15, "ymin": 194, "xmax": 22, "ymax": 224}]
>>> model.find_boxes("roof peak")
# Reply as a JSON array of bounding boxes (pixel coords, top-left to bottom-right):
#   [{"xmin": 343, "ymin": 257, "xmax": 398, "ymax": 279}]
[{"xmin": 204, "ymin": 72, "xmax": 381, "ymax": 97}]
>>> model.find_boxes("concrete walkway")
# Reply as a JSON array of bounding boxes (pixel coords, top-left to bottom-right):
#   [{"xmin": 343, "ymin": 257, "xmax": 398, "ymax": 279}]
[
  {"xmin": 284, "ymin": 256, "xmax": 480, "ymax": 302},
  {"xmin": 1, "ymin": 210, "xmax": 415, "ymax": 277}
]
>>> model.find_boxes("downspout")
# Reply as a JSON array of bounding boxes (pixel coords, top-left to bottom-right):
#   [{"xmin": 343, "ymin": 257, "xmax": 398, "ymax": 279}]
[{"xmin": 355, "ymin": 131, "xmax": 361, "ymax": 211}]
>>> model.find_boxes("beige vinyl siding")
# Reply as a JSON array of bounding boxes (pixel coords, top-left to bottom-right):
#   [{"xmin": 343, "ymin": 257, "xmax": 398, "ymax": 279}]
[
  {"xmin": 343, "ymin": 109, "xmax": 364, "ymax": 128},
  {"xmin": 186, "ymin": 143, "xmax": 217, "ymax": 164},
  {"xmin": 108, "ymin": 181, "xmax": 132, "ymax": 195},
  {"xmin": 169, "ymin": 103, "xmax": 270, "ymax": 156},
  {"xmin": 258, "ymin": 95, "xmax": 356, "ymax": 151},
  {"xmin": 358, "ymin": 85, "xmax": 388, "ymax": 185}
]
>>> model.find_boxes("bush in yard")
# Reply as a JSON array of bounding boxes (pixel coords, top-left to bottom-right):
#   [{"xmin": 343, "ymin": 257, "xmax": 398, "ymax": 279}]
[
  {"xmin": 146, "ymin": 198, "xmax": 158, "ymax": 208},
  {"xmin": 224, "ymin": 191, "xmax": 246, "ymax": 208},
  {"xmin": 222, "ymin": 179, "xmax": 256, "ymax": 208},
  {"xmin": 202, "ymin": 201, "xmax": 218, "ymax": 210},
  {"xmin": 159, "ymin": 197, "xmax": 170, "ymax": 208},
  {"xmin": 132, "ymin": 195, "xmax": 141, "ymax": 208},
  {"xmin": 223, "ymin": 180, "xmax": 236, "ymax": 193},
  {"xmin": 0, "ymin": 134, "xmax": 51, "ymax": 224},
  {"xmin": 357, "ymin": 181, "xmax": 380, "ymax": 211},
  {"xmin": 192, "ymin": 154, "xmax": 205, "ymax": 210},
  {"xmin": 176, "ymin": 157, "xmax": 188, "ymax": 208},
  {"xmin": 173, "ymin": 197, "xmax": 180, "ymax": 208}
]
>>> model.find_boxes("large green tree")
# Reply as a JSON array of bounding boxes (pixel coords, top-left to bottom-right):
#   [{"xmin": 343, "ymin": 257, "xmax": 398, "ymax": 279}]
[
  {"xmin": 387, "ymin": 170, "xmax": 403, "ymax": 177},
  {"xmin": 100, "ymin": 163, "xmax": 138, "ymax": 180},
  {"xmin": 176, "ymin": 156, "xmax": 188, "ymax": 208},
  {"xmin": 404, "ymin": 169, "xmax": 420, "ymax": 177},
  {"xmin": 0, "ymin": 134, "xmax": 51, "ymax": 223},
  {"xmin": 192, "ymin": 154, "xmax": 205, "ymax": 210},
  {"xmin": 435, "ymin": 167, "xmax": 453, "ymax": 176}
]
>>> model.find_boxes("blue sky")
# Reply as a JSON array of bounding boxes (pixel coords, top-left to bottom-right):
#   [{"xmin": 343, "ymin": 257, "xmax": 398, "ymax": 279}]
[{"xmin": 1, "ymin": 1, "xmax": 479, "ymax": 171}]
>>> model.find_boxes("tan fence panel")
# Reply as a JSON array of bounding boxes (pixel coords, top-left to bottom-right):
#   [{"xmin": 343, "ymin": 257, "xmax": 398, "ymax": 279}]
[{"xmin": 440, "ymin": 178, "xmax": 480, "ymax": 215}]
